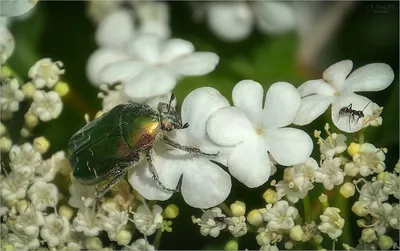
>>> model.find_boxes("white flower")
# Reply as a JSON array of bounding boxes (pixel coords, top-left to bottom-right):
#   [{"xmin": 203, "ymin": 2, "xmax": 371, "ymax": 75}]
[
  {"xmin": 260, "ymin": 200, "xmax": 298, "ymax": 231},
  {"xmin": 359, "ymin": 180, "xmax": 388, "ymax": 204},
  {"xmin": 9, "ymin": 143, "xmax": 41, "ymax": 180},
  {"xmin": 132, "ymin": 204, "xmax": 163, "ymax": 236},
  {"xmin": 72, "ymin": 207, "xmax": 101, "ymax": 236},
  {"xmin": 0, "ymin": 78, "xmax": 24, "ymax": 112},
  {"xmin": 193, "ymin": 207, "xmax": 226, "ymax": 238},
  {"xmin": 294, "ymin": 60, "xmax": 394, "ymax": 132},
  {"xmin": 318, "ymin": 207, "xmax": 345, "ymax": 240},
  {"xmin": 129, "ymin": 87, "xmax": 232, "ymax": 209},
  {"xmin": 15, "ymin": 205, "xmax": 44, "ymax": 237},
  {"xmin": 68, "ymin": 177, "xmax": 96, "ymax": 209},
  {"xmin": 1, "ymin": 173, "xmax": 30, "ymax": 201},
  {"xmin": 227, "ymin": 216, "xmax": 247, "ymax": 237},
  {"xmin": 315, "ymin": 124, "xmax": 347, "ymax": 160},
  {"xmin": 368, "ymin": 202, "xmax": 394, "ymax": 235},
  {"xmin": 275, "ymin": 158, "xmax": 318, "ymax": 203},
  {"xmin": 122, "ymin": 238, "xmax": 155, "ymax": 251},
  {"xmin": 135, "ymin": 1, "xmax": 170, "ymax": 39},
  {"xmin": 40, "ymin": 213, "xmax": 70, "ymax": 247},
  {"xmin": 345, "ymin": 143, "xmax": 386, "ymax": 177},
  {"xmin": 96, "ymin": 202, "xmax": 129, "ymax": 241},
  {"xmin": 29, "ymin": 90, "xmax": 62, "ymax": 121},
  {"xmin": 256, "ymin": 228, "xmax": 282, "ymax": 246},
  {"xmin": 28, "ymin": 58, "xmax": 65, "ymax": 88},
  {"xmin": 0, "ymin": 23, "xmax": 14, "ymax": 63},
  {"xmin": 35, "ymin": 151, "xmax": 65, "ymax": 181},
  {"xmin": 87, "ymin": 0, "xmax": 124, "ymax": 23},
  {"xmin": 88, "ymin": 34, "xmax": 219, "ymax": 100},
  {"xmin": 387, "ymin": 204, "xmax": 399, "ymax": 230},
  {"xmin": 207, "ymin": 80, "xmax": 313, "ymax": 188},
  {"xmin": 3, "ymin": 233, "xmax": 40, "ymax": 250},
  {"xmin": 314, "ymin": 157, "xmax": 344, "ymax": 190},
  {"xmin": 0, "ymin": 0, "xmax": 37, "ymax": 17},
  {"xmin": 27, "ymin": 180, "xmax": 59, "ymax": 211},
  {"xmin": 382, "ymin": 172, "xmax": 400, "ymax": 199}
]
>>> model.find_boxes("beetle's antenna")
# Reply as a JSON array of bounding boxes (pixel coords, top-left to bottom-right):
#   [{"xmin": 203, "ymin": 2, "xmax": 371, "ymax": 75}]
[
  {"xmin": 168, "ymin": 94, "xmax": 175, "ymax": 112},
  {"xmin": 182, "ymin": 122, "xmax": 189, "ymax": 129}
]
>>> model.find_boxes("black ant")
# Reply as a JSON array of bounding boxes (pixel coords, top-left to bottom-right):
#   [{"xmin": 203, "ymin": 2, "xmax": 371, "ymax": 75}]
[
  {"xmin": 214, "ymin": 216, "xmax": 227, "ymax": 223},
  {"xmin": 337, "ymin": 102, "xmax": 370, "ymax": 129}
]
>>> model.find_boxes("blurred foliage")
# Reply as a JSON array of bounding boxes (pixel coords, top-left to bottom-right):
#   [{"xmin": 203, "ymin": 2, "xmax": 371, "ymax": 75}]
[{"xmin": 5, "ymin": 1, "xmax": 399, "ymax": 250}]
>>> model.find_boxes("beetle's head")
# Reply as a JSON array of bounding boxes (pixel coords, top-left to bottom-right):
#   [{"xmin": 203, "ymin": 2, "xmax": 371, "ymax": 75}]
[{"xmin": 158, "ymin": 94, "xmax": 189, "ymax": 131}]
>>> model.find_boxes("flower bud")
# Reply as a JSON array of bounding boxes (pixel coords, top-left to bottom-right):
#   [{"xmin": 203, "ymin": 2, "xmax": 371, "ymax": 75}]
[
  {"xmin": 224, "ymin": 240, "xmax": 238, "ymax": 251},
  {"xmin": 352, "ymin": 201, "xmax": 369, "ymax": 217},
  {"xmin": 33, "ymin": 136, "xmax": 50, "ymax": 154},
  {"xmin": 357, "ymin": 219, "xmax": 366, "ymax": 228},
  {"xmin": 361, "ymin": 228, "xmax": 376, "ymax": 243},
  {"xmin": 377, "ymin": 171, "xmax": 389, "ymax": 181},
  {"xmin": 54, "ymin": 81, "xmax": 69, "ymax": 97},
  {"xmin": 230, "ymin": 201, "xmax": 246, "ymax": 217},
  {"xmin": 347, "ymin": 142, "xmax": 360, "ymax": 157},
  {"xmin": 16, "ymin": 200, "xmax": 28, "ymax": 214},
  {"xmin": 25, "ymin": 112, "xmax": 39, "ymax": 128},
  {"xmin": 340, "ymin": 182, "xmax": 355, "ymax": 198},
  {"xmin": 263, "ymin": 189, "xmax": 278, "ymax": 204},
  {"xmin": 59, "ymin": 205, "xmax": 74, "ymax": 220},
  {"xmin": 290, "ymin": 225, "xmax": 304, "ymax": 242},
  {"xmin": 0, "ymin": 137, "xmax": 12, "ymax": 152},
  {"xmin": 378, "ymin": 235, "xmax": 393, "ymax": 250},
  {"xmin": 20, "ymin": 127, "xmax": 31, "ymax": 138},
  {"xmin": 85, "ymin": 237, "xmax": 103, "ymax": 250},
  {"xmin": 285, "ymin": 241, "xmax": 294, "ymax": 249},
  {"xmin": 21, "ymin": 82, "xmax": 36, "ymax": 98},
  {"xmin": 247, "ymin": 209, "xmax": 263, "ymax": 226},
  {"xmin": 313, "ymin": 234, "xmax": 323, "ymax": 244},
  {"xmin": 0, "ymin": 123, "xmax": 6, "ymax": 136},
  {"xmin": 163, "ymin": 204, "xmax": 179, "ymax": 219},
  {"xmin": 116, "ymin": 229, "xmax": 132, "ymax": 246},
  {"xmin": 1, "ymin": 66, "xmax": 12, "ymax": 79}
]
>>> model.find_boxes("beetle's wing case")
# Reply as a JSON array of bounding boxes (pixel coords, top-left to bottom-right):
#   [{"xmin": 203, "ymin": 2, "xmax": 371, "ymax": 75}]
[{"xmin": 68, "ymin": 104, "xmax": 134, "ymax": 184}]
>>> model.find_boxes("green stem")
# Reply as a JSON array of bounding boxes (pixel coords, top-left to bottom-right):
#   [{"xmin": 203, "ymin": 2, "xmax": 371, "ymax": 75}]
[
  {"xmin": 152, "ymin": 228, "xmax": 163, "ymax": 249},
  {"xmin": 303, "ymin": 194, "xmax": 312, "ymax": 223},
  {"xmin": 219, "ymin": 202, "xmax": 234, "ymax": 217},
  {"xmin": 359, "ymin": 129, "xmax": 365, "ymax": 144}
]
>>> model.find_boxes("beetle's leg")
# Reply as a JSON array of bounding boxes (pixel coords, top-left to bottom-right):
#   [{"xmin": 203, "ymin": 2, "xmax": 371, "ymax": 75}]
[
  {"xmin": 146, "ymin": 149, "xmax": 179, "ymax": 192},
  {"xmin": 160, "ymin": 135, "xmax": 219, "ymax": 157},
  {"xmin": 95, "ymin": 170, "xmax": 126, "ymax": 199}
]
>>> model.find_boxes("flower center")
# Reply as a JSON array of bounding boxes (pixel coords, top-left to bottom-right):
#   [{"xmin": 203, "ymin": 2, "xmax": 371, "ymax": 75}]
[{"xmin": 256, "ymin": 128, "xmax": 263, "ymax": 135}]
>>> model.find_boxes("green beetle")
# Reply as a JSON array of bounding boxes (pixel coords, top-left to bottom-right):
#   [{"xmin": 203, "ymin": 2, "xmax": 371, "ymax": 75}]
[{"xmin": 68, "ymin": 94, "xmax": 217, "ymax": 198}]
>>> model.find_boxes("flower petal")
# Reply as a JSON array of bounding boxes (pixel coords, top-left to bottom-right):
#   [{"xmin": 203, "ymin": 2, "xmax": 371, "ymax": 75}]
[
  {"xmin": 331, "ymin": 94, "xmax": 374, "ymax": 133},
  {"xmin": 297, "ymin": 79, "xmax": 336, "ymax": 97},
  {"xmin": 264, "ymin": 127, "xmax": 313, "ymax": 166},
  {"xmin": 181, "ymin": 87, "xmax": 230, "ymax": 140},
  {"xmin": 344, "ymin": 63, "xmax": 394, "ymax": 93},
  {"xmin": 207, "ymin": 107, "xmax": 255, "ymax": 146},
  {"xmin": 86, "ymin": 49, "xmax": 130, "ymax": 85},
  {"xmin": 160, "ymin": 39, "xmax": 194, "ymax": 62},
  {"xmin": 322, "ymin": 60, "xmax": 353, "ymax": 90},
  {"xmin": 95, "ymin": 9, "xmax": 135, "ymax": 48},
  {"xmin": 232, "ymin": 80, "xmax": 264, "ymax": 126},
  {"xmin": 125, "ymin": 34, "xmax": 162, "ymax": 63},
  {"xmin": 1, "ymin": 0, "xmax": 36, "ymax": 17},
  {"xmin": 181, "ymin": 157, "xmax": 231, "ymax": 208},
  {"xmin": 293, "ymin": 94, "xmax": 334, "ymax": 125},
  {"xmin": 228, "ymin": 136, "xmax": 271, "ymax": 188},
  {"xmin": 169, "ymin": 52, "xmax": 219, "ymax": 76},
  {"xmin": 99, "ymin": 60, "xmax": 146, "ymax": 83},
  {"xmin": 123, "ymin": 67, "xmax": 176, "ymax": 100},
  {"xmin": 263, "ymin": 82, "xmax": 301, "ymax": 128},
  {"xmin": 252, "ymin": 1, "xmax": 295, "ymax": 34}
]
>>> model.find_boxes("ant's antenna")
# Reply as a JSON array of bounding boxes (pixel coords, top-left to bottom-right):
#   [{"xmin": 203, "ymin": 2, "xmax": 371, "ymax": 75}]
[
  {"xmin": 168, "ymin": 94, "xmax": 175, "ymax": 112},
  {"xmin": 361, "ymin": 101, "xmax": 371, "ymax": 112}
]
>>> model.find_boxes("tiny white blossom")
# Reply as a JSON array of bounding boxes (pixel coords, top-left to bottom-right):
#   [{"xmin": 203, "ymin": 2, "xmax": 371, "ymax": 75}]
[
  {"xmin": 0, "ymin": 78, "xmax": 24, "ymax": 112},
  {"xmin": 193, "ymin": 207, "xmax": 226, "ymax": 238},
  {"xmin": 382, "ymin": 172, "xmax": 400, "ymax": 199},
  {"xmin": 227, "ymin": 216, "xmax": 247, "ymax": 237},
  {"xmin": 275, "ymin": 157, "xmax": 318, "ymax": 203},
  {"xmin": 88, "ymin": 34, "xmax": 219, "ymax": 100},
  {"xmin": 72, "ymin": 206, "xmax": 101, "ymax": 236},
  {"xmin": 345, "ymin": 143, "xmax": 386, "ymax": 177},
  {"xmin": 28, "ymin": 58, "xmax": 65, "ymax": 89},
  {"xmin": 315, "ymin": 157, "xmax": 344, "ymax": 190},
  {"xmin": 301, "ymin": 222, "xmax": 321, "ymax": 242},
  {"xmin": 1, "ymin": 173, "xmax": 30, "ymax": 201},
  {"xmin": 40, "ymin": 213, "xmax": 70, "ymax": 247},
  {"xmin": 363, "ymin": 103, "xmax": 383, "ymax": 127},
  {"xmin": 9, "ymin": 143, "xmax": 41, "ymax": 180},
  {"xmin": 122, "ymin": 238, "xmax": 155, "ymax": 251},
  {"xmin": 15, "ymin": 204, "xmax": 44, "ymax": 237},
  {"xmin": 318, "ymin": 207, "xmax": 345, "ymax": 240},
  {"xmin": 359, "ymin": 180, "xmax": 388, "ymax": 204},
  {"xmin": 27, "ymin": 180, "xmax": 59, "ymax": 211},
  {"xmin": 29, "ymin": 90, "xmax": 63, "ymax": 121},
  {"xmin": 387, "ymin": 204, "xmax": 400, "ymax": 230},
  {"xmin": 260, "ymin": 201, "xmax": 298, "ymax": 231},
  {"xmin": 294, "ymin": 60, "xmax": 394, "ymax": 133},
  {"xmin": 368, "ymin": 202, "xmax": 394, "ymax": 235},
  {"xmin": 207, "ymin": 80, "xmax": 313, "ymax": 188},
  {"xmin": 135, "ymin": 1, "xmax": 171, "ymax": 39},
  {"xmin": 96, "ymin": 201, "xmax": 129, "ymax": 241},
  {"xmin": 256, "ymin": 228, "xmax": 282, "ymax": 247},
  {"xmin": 3, "ymin": 233, "xmax": 40, "ymax": 250},
  {"xmin": 132, "ymin": 204, "xmax": 163, "ymax": 236},
  {"xmin": 35, "ymin": 151, "xmax": 65, "ymax": 181},
  {"xmin": 68, "ymin": 177, "xmax": 96, "ymax": 209},
  {"xmin": 0, "ymin": 23, "xmax": 14, "ymax": 63},
  {"xmin": 314, "ymin": 124, "xmax": 347, "ymax": 160}
]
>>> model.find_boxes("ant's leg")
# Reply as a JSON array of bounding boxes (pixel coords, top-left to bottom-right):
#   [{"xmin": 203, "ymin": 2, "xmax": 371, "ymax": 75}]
[
  {"xmin": 95, "ymin": 170, "xmax": 126, "ymax": 199},
  {"xmin": 160, "ymin": 135, "xmax": 219, "ymax": 157},
  {"xmin": 146, "ymin": 148, "xmax": 179, "ymax": 192}
]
